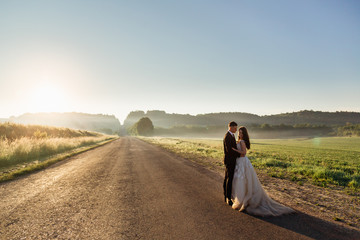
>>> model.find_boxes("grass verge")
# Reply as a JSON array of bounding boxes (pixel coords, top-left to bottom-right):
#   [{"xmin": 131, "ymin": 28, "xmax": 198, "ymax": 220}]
[
  {"xmin": 0, "ymin": 137, "xmax": 118, "ymax": 183},
  {"xmin": 139, "ymin": 136, "xmax": 360, "ymax": 194}
]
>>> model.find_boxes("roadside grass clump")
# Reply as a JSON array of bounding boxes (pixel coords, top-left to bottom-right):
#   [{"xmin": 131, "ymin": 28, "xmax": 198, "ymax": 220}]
[
  {"xmin": 140, "ymin": 136, "xmax": 360, "ymax": 193},
  {"xmin": 348, "ymin": 175, "xmax": 360, "ymax": 189}
]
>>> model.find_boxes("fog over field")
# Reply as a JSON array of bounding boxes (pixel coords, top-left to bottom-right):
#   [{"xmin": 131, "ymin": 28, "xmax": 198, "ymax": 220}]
[{"xmin": 1, "ymin": 110, "xmax": 359, "ymax": 138}]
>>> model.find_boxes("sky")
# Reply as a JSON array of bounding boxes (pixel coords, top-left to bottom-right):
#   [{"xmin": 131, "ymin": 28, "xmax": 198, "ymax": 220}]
[{"xmin": 1, "ymin": 0, "xmax": 359, "ymax": 123}]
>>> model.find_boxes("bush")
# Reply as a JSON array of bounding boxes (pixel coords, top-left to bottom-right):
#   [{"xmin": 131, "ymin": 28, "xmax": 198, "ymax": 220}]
[
  {"xmin": 325, "ymin": 169, "xmax": 351, "ymax": 186},
  {"xmin": 129, "ymin": 117, "xmax": 154, "ymax": 136},
  {"xmin": 313, "ymin": 168, "xmax": 352, "ymax": 186}
]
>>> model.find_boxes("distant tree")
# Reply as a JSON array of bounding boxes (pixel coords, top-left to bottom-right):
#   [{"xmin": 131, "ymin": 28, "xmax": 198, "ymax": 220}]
[
  {"xmin": 129, "ymin": 117, "xmax": 154, "ymax": 136},
  {"xmin": 277, "ymin": 123, "xmax": 293, "ymax": 130},
  {"xmin": 147, "ymin": 110, "xmax": 166, "ymax": 117},
  {"xmin": 123, "ymin": 111, "xmax": 146, "ymax": 126},
  {"xmin": 337, "ymin": 124, "xmax": 360, "ymax": 136},
  {"xmin": 97, "ymin": 128, "xmax": 113, "ymax": 135},
  {"xmin": 260, "ymin": 123, "xmax": 272, "ymax": 130}
]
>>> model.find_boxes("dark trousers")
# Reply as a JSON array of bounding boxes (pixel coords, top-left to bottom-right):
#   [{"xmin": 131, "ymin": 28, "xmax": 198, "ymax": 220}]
[{"xmin": 223, "ymin": 162, "xmax": 235, "ymax": 200}]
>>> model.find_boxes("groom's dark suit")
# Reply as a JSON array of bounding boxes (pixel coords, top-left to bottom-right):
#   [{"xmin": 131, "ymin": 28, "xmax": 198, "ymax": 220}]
[{"xmin": 223, "ymin": 131, "xmax": 240, "ymax": 201}]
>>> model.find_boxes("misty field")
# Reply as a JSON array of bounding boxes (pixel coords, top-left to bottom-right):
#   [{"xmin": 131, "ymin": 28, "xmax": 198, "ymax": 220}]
[
  {"xmin": 0, "ymin": 123, "xmax": 117, "ymax": 180},
  {"xmin": 141, "ymin": 137, "xmax": 360, "ymax": 191}
]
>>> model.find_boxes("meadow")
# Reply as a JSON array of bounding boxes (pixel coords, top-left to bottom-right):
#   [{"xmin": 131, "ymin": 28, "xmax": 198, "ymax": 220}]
[
  {"xmin": 141, "ymin": 136, "xmax": 360, "ymax": 192},
  {"xmin": 0, "ymin": 123, "xmax": 118, "ymax": 180}
]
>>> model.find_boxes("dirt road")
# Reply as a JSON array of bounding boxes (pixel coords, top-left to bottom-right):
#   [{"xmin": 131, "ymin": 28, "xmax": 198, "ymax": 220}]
[{"xmin": 1, "ymin": 137, "xmax": 359, "ymax": 239}]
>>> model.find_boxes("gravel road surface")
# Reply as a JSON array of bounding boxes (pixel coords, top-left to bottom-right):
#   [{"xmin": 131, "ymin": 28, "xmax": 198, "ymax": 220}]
[{"xmin": 1, "ymin": 137, "xmax": 359, "ymax": 239}]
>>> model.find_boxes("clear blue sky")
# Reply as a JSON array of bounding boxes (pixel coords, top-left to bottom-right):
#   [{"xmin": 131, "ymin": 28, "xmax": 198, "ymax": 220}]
[{"xmin": 1, "ymin": 0, "xmax": 359, "ymax": 123}]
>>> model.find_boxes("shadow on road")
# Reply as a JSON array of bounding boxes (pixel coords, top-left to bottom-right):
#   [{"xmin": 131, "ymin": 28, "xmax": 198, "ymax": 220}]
[{"xmin": 250, "ymin": 210, "xmax": 360, "ymax": 240}]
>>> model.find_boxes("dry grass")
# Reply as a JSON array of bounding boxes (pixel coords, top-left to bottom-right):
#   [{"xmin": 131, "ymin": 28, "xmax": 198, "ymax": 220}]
[
  {"xmin": 0, "ymin": 136, "xmax": 114, "ymax": 169},
  {"xmin": 0, "ymin": 122, "xmax": 100, "ymax": 140},
  {"xmin": 0, "ymin": 123, "xmax": 118, "ymax": 177},
  {"xmin": 0, "ymin": 138, "xmax": 117, "ymax": 182}
]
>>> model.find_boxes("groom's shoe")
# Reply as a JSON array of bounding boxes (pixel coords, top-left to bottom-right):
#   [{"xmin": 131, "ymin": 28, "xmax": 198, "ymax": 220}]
[{"xmin": 226, "ymin": 198, "xmax": 233, "ymax": 206}]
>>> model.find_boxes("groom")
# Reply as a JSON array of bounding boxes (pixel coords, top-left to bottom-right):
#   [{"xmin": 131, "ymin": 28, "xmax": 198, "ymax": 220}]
[{"xmin": 223, "ymin": 121, "xmax": 240, "ymax": 206}]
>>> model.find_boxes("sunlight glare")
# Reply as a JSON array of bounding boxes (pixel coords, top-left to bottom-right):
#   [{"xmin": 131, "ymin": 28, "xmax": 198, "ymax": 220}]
[
  {"xmin": 312, "ymin": 137, "xmax": 321, "ymax": 147},
  {"xmin": 29, "ymin": 83, "xmax": 67, "ymax": 113}
]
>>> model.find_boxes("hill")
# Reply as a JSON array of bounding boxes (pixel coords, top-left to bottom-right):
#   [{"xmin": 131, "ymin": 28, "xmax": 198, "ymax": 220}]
[
  {"xmin": 5, "ymin": 112, "xmax": 121, "ymax": 135},
  {"xmin": 123, "ymin": 110, "xmax": 360, "ymax": 128}
]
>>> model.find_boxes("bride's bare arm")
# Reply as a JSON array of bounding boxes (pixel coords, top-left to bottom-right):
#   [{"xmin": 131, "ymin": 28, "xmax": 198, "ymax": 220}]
[
  {"xmin": 240, "ymin": 141, "xmax": 247, "ymax": 155},
  {"xmin": 232, "ymin": 147, "xmax": 246, "ymax": 155},
  {"xmin": 232, "ymin": 141, "xmax": 247, "ymax": 156}
]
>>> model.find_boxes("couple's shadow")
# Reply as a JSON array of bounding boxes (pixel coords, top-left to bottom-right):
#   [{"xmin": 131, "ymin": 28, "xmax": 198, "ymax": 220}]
[{"xmin": 243, "ymin": 209, "xmax": 360, "ymax": 240}]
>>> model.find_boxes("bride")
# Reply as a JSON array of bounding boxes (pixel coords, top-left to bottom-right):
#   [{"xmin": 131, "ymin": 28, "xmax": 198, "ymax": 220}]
[{"xmin": 231, "ymin": 126, "xmax": 294, "ymax": 216}]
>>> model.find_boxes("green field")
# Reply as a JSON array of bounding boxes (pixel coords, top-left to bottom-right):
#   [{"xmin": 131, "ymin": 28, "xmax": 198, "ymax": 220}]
[{"xmin": 142, "ymin": 137, "xmax": 360, "ymax": 191}]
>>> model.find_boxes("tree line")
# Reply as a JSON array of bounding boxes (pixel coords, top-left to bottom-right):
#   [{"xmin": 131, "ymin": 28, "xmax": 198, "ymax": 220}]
[
  {"xmin": 128, "ymin": 117, "xmax": 360, "ymax": 138},
  {"xmin": 124, "ymin": 110, "xmax": 360, "ymax": 128}
]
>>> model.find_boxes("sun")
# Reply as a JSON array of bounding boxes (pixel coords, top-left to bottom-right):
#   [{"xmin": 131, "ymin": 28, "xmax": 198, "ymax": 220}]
[{"xmin": 29, "ymin": 83, "xmax": 67, "ymax": 113}]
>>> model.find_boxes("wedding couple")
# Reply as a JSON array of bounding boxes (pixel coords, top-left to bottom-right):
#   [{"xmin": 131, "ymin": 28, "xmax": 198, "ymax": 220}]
[{"xmin": 223, "ymin": 121, "xmax": 294, "ymax": 216}]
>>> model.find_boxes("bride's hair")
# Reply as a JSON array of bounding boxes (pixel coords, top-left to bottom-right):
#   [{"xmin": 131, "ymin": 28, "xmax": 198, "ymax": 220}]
[{"xmin": 238, "ymin": 126, "xmax": 251, "ymax": 149}]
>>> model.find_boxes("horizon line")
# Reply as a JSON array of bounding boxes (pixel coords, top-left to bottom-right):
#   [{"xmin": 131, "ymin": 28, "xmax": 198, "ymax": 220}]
[{"xmin": 1, "ymin": 109, "xmax": 360, "ymax": 120}]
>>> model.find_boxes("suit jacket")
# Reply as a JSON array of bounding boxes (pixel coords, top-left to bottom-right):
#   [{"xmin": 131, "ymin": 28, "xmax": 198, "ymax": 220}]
[{"xmin": 223, "ymin": 131, "xmax": 240, "ymax": 167}]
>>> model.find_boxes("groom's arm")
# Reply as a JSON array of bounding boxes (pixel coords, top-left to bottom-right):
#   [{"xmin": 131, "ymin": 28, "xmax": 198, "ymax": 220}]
[
  {"xmin": 224, "ymin": 135, "xmax": 239, "ymax": 158},
  {"xmin": 232, "ymin": 140, "xmax": 241, "ymax": 157}
]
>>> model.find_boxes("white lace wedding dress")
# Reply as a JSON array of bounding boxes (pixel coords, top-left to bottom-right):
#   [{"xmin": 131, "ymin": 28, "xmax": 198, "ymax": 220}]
[{"xmin": 231, "ymin": 141, "xmax": 294, "ymax": 216}]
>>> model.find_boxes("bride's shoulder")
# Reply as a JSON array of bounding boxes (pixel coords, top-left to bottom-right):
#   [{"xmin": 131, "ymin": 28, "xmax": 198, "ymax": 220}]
[{"xmin": 237, "ymin": 140, "xmax": 245, "ymax": 145}]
